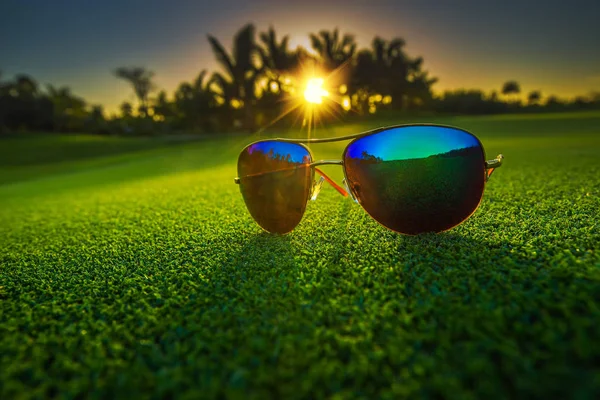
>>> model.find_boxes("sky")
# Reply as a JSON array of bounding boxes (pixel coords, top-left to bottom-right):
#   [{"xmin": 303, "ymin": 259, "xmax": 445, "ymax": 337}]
[
  {"xmin": 346, "ymin": 126, "xmax": 480, "ymax": 161},
  {"xmin": 1, "ymin": 0, "xmax": 599, "ymax": 114}
]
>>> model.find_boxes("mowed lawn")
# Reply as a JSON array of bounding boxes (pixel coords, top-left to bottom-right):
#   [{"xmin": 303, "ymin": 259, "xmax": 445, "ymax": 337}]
[{"xmin": 1, "ymin": 112, "xmax": 599, "ymax": 399}]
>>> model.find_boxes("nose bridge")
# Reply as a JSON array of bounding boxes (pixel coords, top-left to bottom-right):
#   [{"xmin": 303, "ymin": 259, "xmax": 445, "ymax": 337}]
[
  {"xmin": 311, "ymin": 163, "xmax": 352, "ymax": 199},
  {"xmin": 311, "ymin": 159, "xmax": 344, "ymax": 167},
  {"xmin": 309, "ymin": 160, "xmax": 345, "ymax": 198}
]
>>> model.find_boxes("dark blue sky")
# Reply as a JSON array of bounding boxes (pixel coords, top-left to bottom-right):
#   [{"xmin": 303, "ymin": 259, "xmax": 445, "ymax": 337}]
[{"xmin": 2, "ymin": 0, "xmax": 599, "ymax": 113}]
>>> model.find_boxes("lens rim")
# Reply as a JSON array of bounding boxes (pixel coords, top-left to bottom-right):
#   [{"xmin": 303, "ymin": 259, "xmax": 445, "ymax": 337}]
[
  {"xmin": 340, "ymin": 124, "xmax": 488, "ymax": 235},
  {"xmin": 237, "ymin": 139, "xmax": 315, "ymax": 234}
]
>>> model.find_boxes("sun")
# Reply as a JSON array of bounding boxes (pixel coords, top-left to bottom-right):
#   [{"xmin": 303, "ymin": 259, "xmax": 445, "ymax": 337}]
[
  {"xmin": 249, "ymin": 68, "xmax": 349, "ymax": 139},
  {"xmin": 304, "ymin": 78, "xmax": 329, "ymax": 104}
]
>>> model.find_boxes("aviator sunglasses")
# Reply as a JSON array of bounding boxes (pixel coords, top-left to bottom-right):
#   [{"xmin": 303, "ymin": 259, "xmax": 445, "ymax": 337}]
[{"xmin": 235, "ymin": 124, "xmax": 504, "ymax": 235}]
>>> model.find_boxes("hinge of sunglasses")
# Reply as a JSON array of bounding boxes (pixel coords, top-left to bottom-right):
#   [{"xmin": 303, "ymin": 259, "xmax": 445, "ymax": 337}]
[{"xmin": 485, "ymin": 154, "xmax": 504, "ymax": 180}]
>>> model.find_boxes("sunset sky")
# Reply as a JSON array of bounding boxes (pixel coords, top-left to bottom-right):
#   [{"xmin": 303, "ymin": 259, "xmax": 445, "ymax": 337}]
[{"xmin": 1, "ymin": 0, "xmax": 599, "ymax": 114}]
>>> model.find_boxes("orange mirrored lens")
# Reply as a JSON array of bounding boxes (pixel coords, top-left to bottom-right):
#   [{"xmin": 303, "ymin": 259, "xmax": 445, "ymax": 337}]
[{"xmin": 237, "ymin": 141, "xmax": 313, "ymax": 234}]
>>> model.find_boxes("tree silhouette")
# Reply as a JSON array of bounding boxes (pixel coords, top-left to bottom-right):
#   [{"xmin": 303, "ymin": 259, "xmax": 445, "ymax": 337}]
[
  {"xmin": 0, "ymin": 74, "xmax": 54, "ymax": 131},
  {"xmin": 254, "ymin": 27, "xmax": 301, "ymax": 124},
  {"xmin": 150, "ymin": 91, "xmax": 175, "ymax": 133},
  {"xmin": 14, "ymin": 75, "xmax": 39, "ymax": 97},
  {"xmin": 258, "ymin": 27, "xmax": 298, "ymax": 76},
  {"xmin": 208, "ymin": 23, "xmax": 261, "ymax": 130},
  {"xmin": 352, "ymin": 37, "xmax": 436, "ymax": 111},
  {"xmin": 46, "ymin": 85, "xmax": 87, "ymax": 131},
  {"xmin": 545, "ymin": 95, "xmax": 565, "ymax": 110},
  {"xmin": 353, "ymin": 38, "xmax": 393, "ymax": 94},
  {"xmin": 84, "ymin": 105, "xmax": 108, "ymax": 134},
  {"xmin": 502, "ymin": 80, "xmax": 521, "ymax": 97},
  {"xmin": 527, "ymin": 90, "xmax": 542, "ymax": 105},
  {"xmin": 360, "ymin": 150, "xmax": 383, "ymax": 163},
  {"xmin": 153, "ymin": 90, "xmax": 173, "ymax": 120},
  {"xmin": 173, "ymin": 70, "xmax": 215, "ymax": 131},
  {"xmin": 0, "ymin": 71, "xmax": 6, "ymax": 134},
  {"xmin": 0, "ymin": 71, "xmax": 5, "ymax": 97},
  {"xmin": 120, "ymin": 101, "xmax": 133, "ymax": 118},
  {"xmin": 434, "ymin": 89, "xmax": 509, "ymax": 115},
  {"xmin": 113, "ymin": 67, "xmax": 155, "ymax": 117},
  {"xmin": 3, "ymin": 23, "xmax": 598, "ymax": 136},
  {"xmin": 310, "ymin": 28, "xmax": 356, "ymax": 72}
]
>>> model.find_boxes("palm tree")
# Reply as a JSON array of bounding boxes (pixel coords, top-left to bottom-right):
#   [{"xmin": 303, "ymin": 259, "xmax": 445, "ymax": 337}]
[
  {"xmin": 173, "ymin": 70, "xmax": 215, "ymax": 131},
  {"xmin": 0, "ymin": 71, "xmax": 6, "ymax": 134},
  {"xmin": 404, "ymin": 65, "xmax": 438, "ymax": 110},
  {"xmin": 353, "ymin": 37, "xmax": 404, "ymax": 94},
  {"xmin": 90, "ymin": 105, "xmax": 104, "ymax": 118},
  {"xmin": 306, "ymin": 29, "xmax": 356, "ymax": 118},
  {"xmin": 352, "ymin": 37, "xmax": 436, "ymax": 112},
  {"xmin": 258, "ymin": 27, "xmax": 299, "ymax": 77},
  {"xmin": 113, "ymin": 67, "xmax": 155, "ymax": 117},
  {"xmin": 84, "ymin": 105, "xmax": 108, "ymax": 134},
  {"xmin": 207, "ymin": 23, "xmax": 261, "ymax": 130},
  {"xmin": 120, "ymin": 102, "xmax": 133, "ymax": 118},
  {"xmin": 1, "ymin": 75, "xmax": 54, "ymax": 131},
  {"xmin": 153, "ymin": 91, "xmax": 173, "ymax": 119},
  {"xmin": 14, "ymin": 74, "xmax": 39, "ymax": 97},
  {"xmin": 254, "ymin": 27, "xmax": 301, "ymax": 123},
  {"xmin": 309, "ymin": 28, "xmax": 356, "ymax": 73},
  {"xmin": 46, "ymin": 85, "xmax": 87, "ymax": 131}
]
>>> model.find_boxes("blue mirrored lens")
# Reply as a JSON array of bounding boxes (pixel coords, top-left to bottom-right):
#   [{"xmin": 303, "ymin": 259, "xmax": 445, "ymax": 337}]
[{"xmin": 344, "ymin": 126, "xmax": 486, "ymax": 234}]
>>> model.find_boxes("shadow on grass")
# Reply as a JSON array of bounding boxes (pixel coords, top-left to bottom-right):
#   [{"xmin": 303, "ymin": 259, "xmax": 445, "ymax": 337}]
[
  {"xmin": 217, "ymin": 214, "xmax": 523, "ymax": 313},
  {"xmin": 5, "ymin": 211, "xmax": 594, "ymax": 398},
  {"xmin": 191, "ymin": 223, "xmax": 598, "ymax": 396}
]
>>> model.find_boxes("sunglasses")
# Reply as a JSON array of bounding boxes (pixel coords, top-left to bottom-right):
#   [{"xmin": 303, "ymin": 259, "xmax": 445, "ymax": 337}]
[{"xmin": 235, "ymin": 124, "xmax": 504, "ymax": 235}]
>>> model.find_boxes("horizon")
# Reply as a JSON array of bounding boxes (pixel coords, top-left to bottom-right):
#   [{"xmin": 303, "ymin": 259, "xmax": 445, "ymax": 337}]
[{"xmin": 2, "ymin": 0, "xmax": 599, "ymax": 114}]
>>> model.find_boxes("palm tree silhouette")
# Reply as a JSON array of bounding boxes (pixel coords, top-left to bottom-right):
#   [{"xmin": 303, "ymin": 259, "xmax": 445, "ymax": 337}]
[
  {"xmin": 173, "ymin": 70, "xmax": 215, "ymax": 131},
  {"xmin": 14, "ymin": 75, "xmax": 39, "ymax": 97},
  {"xmin": 208, "ymin": 24, "xmax": 261, "ymax": 131},
  {"xmin": 46, "ymin": 85, "xmax": 87, "ymax": 131},
  {"xmin": 258, "ymin": 27, "xmax": 299, "ymax": 77},
  {"xmin": 353, "ymin": 37, "xmax": 435, "ymax": 111},
  {"xmin": 309, "ymin": 28, "xmax": 356, "ymax": 72},
  {"xmin": 254, "ymin": 27, "xmax": 301, "ymax": 124},
  {"xmin": 120, "ymin": 102, "xmax": 133, "ymax": 118},
  {"xmin": 113, "ymin": 67, "xmax": 155, "ymax": 117},
  {"xmin": 153, "ymin": 90, "xmax": 173, "ymax": 121}
]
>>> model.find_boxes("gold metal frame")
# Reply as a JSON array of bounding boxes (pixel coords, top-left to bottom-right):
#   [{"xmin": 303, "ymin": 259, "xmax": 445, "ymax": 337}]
[{"xmin": 234, "ymin": 123, "xmax": 504, "ymax": 185}]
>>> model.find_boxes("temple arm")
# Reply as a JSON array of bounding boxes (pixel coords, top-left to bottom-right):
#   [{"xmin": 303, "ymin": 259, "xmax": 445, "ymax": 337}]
[
  {"xmin": 314, "ymin": 168, "xmax": 348, "ymax": 197},
  {"xmin": 485, "ymin": 154, "xmax": 504, "ymax": 179}
]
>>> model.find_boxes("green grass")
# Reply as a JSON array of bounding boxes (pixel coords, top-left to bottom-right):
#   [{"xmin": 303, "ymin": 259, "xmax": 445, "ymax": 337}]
[{"xmin": 1, "ymin": 111, "xmax": 599, "ymax": 399}]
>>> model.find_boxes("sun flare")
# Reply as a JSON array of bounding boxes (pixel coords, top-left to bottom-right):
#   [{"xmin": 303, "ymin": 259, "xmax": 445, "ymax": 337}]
[{"xmin": 304, "ymin": 78, "xmax": 329, "ymax": 104}]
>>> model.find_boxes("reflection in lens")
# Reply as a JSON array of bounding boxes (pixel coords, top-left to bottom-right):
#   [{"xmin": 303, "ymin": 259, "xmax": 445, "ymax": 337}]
[
  {"xmin": 238, "ymin": 141, "xmax": 312, "ymax": 234},
  {"xmin": 343, "ymin": 126, "xmax": 486, "ymax": 234}
]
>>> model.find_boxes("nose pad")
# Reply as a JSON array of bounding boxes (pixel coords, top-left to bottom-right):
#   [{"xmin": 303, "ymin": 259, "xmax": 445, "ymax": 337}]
[
  {"xmin": 311, "ymin": 176, "xmax": 325, "ymax": 201},
  {"xmin": 343, "ymin": 178, "xmax": 359, "ymax": 203}
]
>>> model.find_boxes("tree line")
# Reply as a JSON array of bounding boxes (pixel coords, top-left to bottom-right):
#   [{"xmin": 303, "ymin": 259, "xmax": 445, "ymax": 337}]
[{"xmin": 1, "ymin": 23, "xmax": 599, "ymax": 136}]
